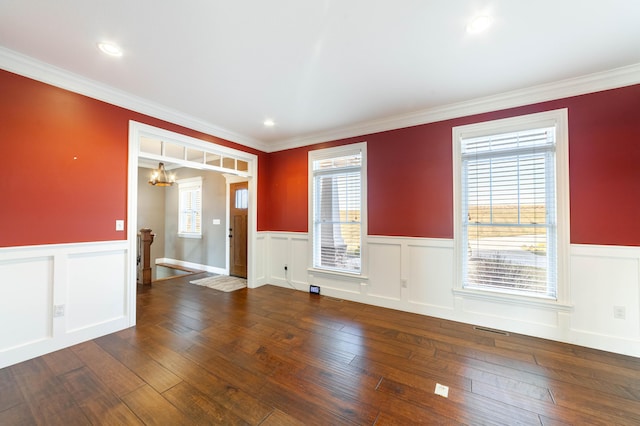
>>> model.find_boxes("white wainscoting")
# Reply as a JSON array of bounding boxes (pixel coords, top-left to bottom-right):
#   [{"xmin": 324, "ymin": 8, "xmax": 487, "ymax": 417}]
[
  {"xmin": 253, "ymin": 233, "xmax": 268, "ymax": 288},
  {"xmin": 0, "ymin": 241, "xmax": 131, "ymax": 368},
  {"xmin": 569, "ymin": 244, "xmax": 640, "ymax": 355},
  {"xmin": 258, "ymin": 232, "xmax": 640, "ymax": 357}
]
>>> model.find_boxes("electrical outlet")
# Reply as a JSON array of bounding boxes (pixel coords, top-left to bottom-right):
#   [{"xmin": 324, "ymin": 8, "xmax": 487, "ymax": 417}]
[
  {"xmin": 53, "ymin": 304, "xmax": 65, "ymax": 318},
  {"xmin": 434, "ymin": 383, "xmax": 449, "ymax": 398},
  {"xmin": 309, "ymin": 285, "xmax": 320, "ymax": 295},
  {"xmin": 613, "ymin": 306, "xmax": 626, "ymax": 320},
  {"xmin": 115, "ymin": 220, "xmax": 125, "ymax": 231}
]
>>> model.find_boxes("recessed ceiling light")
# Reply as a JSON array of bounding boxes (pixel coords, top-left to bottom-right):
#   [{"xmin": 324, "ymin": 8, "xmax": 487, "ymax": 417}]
[
  {"xmin": 97, "ymin": 41, "xmax": 123, "ymax": 57},
  {"xmin": 466, "ymin": 15, "xmax": 492, "ymax": 34},
  {"xmin": 263, "ymin": 119, "xmax": 275, "ymax": 127}
]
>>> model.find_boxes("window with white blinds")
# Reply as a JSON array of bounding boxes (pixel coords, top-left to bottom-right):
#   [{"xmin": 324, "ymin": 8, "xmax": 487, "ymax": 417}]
[
  {"xmin": 455, "ymin": 110, "xmax": 568, "ymax": 300},
  {"xmin": 309, "ymin": 143, "xmax": 366, "ymax": 274},
  {"xmin": 461, "ymin": 127, "xmax": 556, "ymax": 297},
  {"xmin": 178, "ymin": 177, "xmax": 202, "ymax": 238}
]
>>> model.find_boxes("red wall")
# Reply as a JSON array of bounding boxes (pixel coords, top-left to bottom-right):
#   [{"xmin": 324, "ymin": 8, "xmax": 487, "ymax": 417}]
[
  {"xmin": 262, "ymin": 84, "xmax": 640, "ymax": 246},
  {"xmin": 0, "ymin": 70, "xmax": 266, "ymax": 247},
  {"xmin": 3, "ymin": 68, "xmax": 639, "ymax": 248}
]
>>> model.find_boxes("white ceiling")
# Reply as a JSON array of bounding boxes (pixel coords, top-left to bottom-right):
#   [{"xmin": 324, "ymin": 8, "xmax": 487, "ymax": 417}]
[{"xmin": 1, "ymin": 1, "xmax": 639, "ymax": 152}]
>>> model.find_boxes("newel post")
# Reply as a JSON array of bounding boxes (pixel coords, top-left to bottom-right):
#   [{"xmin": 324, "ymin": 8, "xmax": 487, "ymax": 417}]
[{"xmin": 139, "ymin": 228, "xmax": 155, "ymax": 286}]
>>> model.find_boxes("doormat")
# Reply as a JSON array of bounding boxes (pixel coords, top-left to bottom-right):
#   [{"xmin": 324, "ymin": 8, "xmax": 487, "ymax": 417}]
[{"xmin": 189, "ymin": 275, "xmax": 247, "ymax": 292}]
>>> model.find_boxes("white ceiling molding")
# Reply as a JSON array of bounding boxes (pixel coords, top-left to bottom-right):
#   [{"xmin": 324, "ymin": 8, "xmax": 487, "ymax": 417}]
[
  {"xmin": 2, "ymin": 45, "xmax": 639, "ymax": 154},
  {"xmin": 270, "ymin": 62, "xmax": 640, "ymax": 152},
  {"xmin": 0, "ymin": 46, "xmax": 269, "ymax": 152}
]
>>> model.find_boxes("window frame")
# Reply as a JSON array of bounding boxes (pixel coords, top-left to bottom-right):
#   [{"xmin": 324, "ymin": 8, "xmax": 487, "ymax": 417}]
[
  {"xmin": 308, "ymin": 142, "xmax": 368, "ymax": 277},
  {"xmin": 452, "ymin": 109, "xmax": 570, "ymax": 306},
  {"xmin": 177, "ymin": 177, "xmax": 203, "ymax": 239}
]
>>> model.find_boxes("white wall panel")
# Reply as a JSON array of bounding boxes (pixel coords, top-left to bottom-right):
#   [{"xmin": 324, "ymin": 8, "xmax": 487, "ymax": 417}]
[
  {"xmin": 254, "ymin": 234, "xmax": 267, "ymax": 286},
  {"xmin": 269, "ymin": 235, "xmax": 289, "ymax": 282},
  {"xmin": 0, "ymin": 241, "xmax": 130, "ymax": 369},
  {"xmin": 367, "ymin": 242, "xmax": 402, "ymax": 301},
  {"xmin": 67, "ymin": 250, "xmax": 127, "ymax": 332},
  {"xmin": 291, "ymin": 236, "xmax": 308, "ymax": 288},
  {"xmin": 461, "ymin": 297, "xmax": 559, "ymax": 328},
  {"xmin": 570, "ymin": 245, "xmax": 640, "ymax": 340},
  {"xmin": 407, "ymin": 243, "xmax": 455, "ymax": 310},
  {"xmin": 0, "ymin": 256, "xmax": 53, "ymax": 351},
  {"xmin": 309, "ymin": 272, "xmax": 363, "ymax": 295}
]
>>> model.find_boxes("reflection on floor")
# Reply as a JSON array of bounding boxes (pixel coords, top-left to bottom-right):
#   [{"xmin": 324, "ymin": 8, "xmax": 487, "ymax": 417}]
[{"xmin": 154, "ymin": 263, "xmax": 203, "ymax": 281}]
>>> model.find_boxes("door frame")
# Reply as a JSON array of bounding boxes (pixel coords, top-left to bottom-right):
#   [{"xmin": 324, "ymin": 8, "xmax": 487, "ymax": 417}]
[
  {"xmin": 224, "ymin": 174, "xmax": 250, "ymax": 278},
  {"xmin": 126, "ymin": 121, "xmax": 258, "ymax": 326}
]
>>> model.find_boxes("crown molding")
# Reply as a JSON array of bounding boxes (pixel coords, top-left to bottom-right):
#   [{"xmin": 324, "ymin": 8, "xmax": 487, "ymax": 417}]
[
  {"xmin": 0, "ymin": 46, "xmax": 269, "ymax": 152},
  {"xmin": 270, "ymin": 62, "xmax": 640, "ymax": 152},
  {"xmin": 2, "ymin": 46, "xmax": 639, "ymax": 154}
]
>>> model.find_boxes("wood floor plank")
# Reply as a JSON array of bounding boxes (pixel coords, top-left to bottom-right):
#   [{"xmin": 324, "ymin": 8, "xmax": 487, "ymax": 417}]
[
  {"xmin": 258, "ymin": 408, "xmax": 306, "ymax": 426},
  {"xmin": 9, "ymin": 358, "xmax": 91, "ymax": 425},
  {"xmin": 189, "ymin": 334, "xmax": 290, "ymax": 378},
  {"xmin": 340, "ymin": 322, "xmax": 437, "ymax": 357},
  {"xmin": 268, "ymin": 310, "xmax": 420, "ymax": 360},
  {"xmin": 41, "ymin": 347, "xmax": 85, "ymax": 376},
  {"xmin": 373, "ymin": 410, "xmax": 464, "ymax": 425},
  {"xmin": 377, "ymin": 376, "xmax": 541, "ymax": 425},
  {"xmin": 373, "ymin": 390, "xmax": 464, "ymax": 425},
  {"xmin": 70, "ymin": 341, "xmax": 146, "ymax": 397},
  {"xmin": 121, "ymin": 384, "xmax": 190, "ymax": 426},
  {"xmin": 94, "ymin": 333, "xmax": 183, "ymax": 394},
  {"xmin": 162, "ymin": 381, "xmax": 251, "ymax": 425},
  {"xmin": 436, "ymin": 342, "xmax": 640, "ymax": 403},
  {"xmin": 350, "ymin": 354, "xmax": 472, "ymax": 394},
  {"xmin": 410, "ymin": 350, "xmax": 553, "ymax": 402},
  {"xmin": 184, "ymin": 351, "xmax": 268, "ymax": 396},
  {"xmin": 266, "ymin": 361, "xmax": 380, "ymax": 424},
  {"xmin": 550, "ymin": 381, "xmax": 640, "ymax": 423},
  {"xmin": 257, "ymin": 380, "xmax": 362, "ymax": 426},
  {"xmin": 0, "ymin": 402, "xmax": 35, "ymax": 426},
  {"xmin": 0, "ymin": 367, "xmax": 24, "ymax": 412},
  {"xmin": 471, "ymin": 380, "xmax": 613, "ymax": 426},
  {"xmin": 131, "ymin": 335, "xmax": 274, "ymax": 425},
  {"xmin": 60, "ymin": 366, "xmax": 143, "ymax": 425},
  {"xmin": 497, "ymin": 337, "xmax": 640, "ymax": 391}
]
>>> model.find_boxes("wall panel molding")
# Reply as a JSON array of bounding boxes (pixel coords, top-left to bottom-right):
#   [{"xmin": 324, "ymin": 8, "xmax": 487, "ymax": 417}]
[{"xmin": 0, "ymin": 241, "xmax": 130, "ymax": 368}]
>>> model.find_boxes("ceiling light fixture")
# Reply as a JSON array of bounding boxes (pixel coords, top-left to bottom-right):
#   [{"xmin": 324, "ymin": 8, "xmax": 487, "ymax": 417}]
[
  {"xmin": 148, "ymin": 162, "xmax": 176, "ymax": 186},
  {"xmin": 97, "ymin": 41, "xmax": 123, "ymax": 57},
  {"xmin": 263, "ymin": 119, "xmax": 275, "ymax": 127},
  {"xmin": 466, "ymin": 15, "xmax": 492, "ymax": 34}
]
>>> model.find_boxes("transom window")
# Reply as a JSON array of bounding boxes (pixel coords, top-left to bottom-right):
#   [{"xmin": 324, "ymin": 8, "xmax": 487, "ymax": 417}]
[
  {"xmin": 454, "ymin": 110, "xmax": 569, "ymax": 300},
  {"xmin": 309, "ymin": 143, "xmax": 367, "ymax": 275}
]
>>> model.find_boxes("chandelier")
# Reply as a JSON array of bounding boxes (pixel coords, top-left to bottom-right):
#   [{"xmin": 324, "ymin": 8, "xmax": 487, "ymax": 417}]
[{"xmin": 148, "ymin": 162, "xmax": 175, "ymax": 186}]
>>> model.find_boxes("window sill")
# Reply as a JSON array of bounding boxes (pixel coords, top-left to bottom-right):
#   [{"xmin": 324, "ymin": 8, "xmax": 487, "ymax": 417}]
[
  {"xmin": 307, "ymin": 267, "xmax": 368, "ymax": 282},
  {"xmin": 178, "ymin": 233, "xmax": 202, "ymax": 239},
  {"xmin": 452, "ymin": 288, "xmax": 573, "ymax": 312}
]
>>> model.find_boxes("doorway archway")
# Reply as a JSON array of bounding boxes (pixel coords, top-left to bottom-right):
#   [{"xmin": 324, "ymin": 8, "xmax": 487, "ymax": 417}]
[{"xmin": 126, "ymin": 121, "xmax": 258, "ymax": 326}]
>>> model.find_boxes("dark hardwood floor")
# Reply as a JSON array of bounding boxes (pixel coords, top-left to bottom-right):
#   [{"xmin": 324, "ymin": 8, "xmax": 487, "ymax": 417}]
[{"xmin": 2, "ymin": 273, "xmax": 640, "ymax": 425}]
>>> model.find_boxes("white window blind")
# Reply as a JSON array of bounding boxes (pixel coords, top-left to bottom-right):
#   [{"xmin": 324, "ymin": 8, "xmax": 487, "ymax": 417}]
[
  {"xmin": 178, "ymin": 178, "xmax": 202, "ymax": 237},
  {"xmin": 461, "ymin": 127, "xmax": 557, "ymax": 298},
  {"xmin": 312, "ymin": 152, "xmax": 362, "ymax": 274}
]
